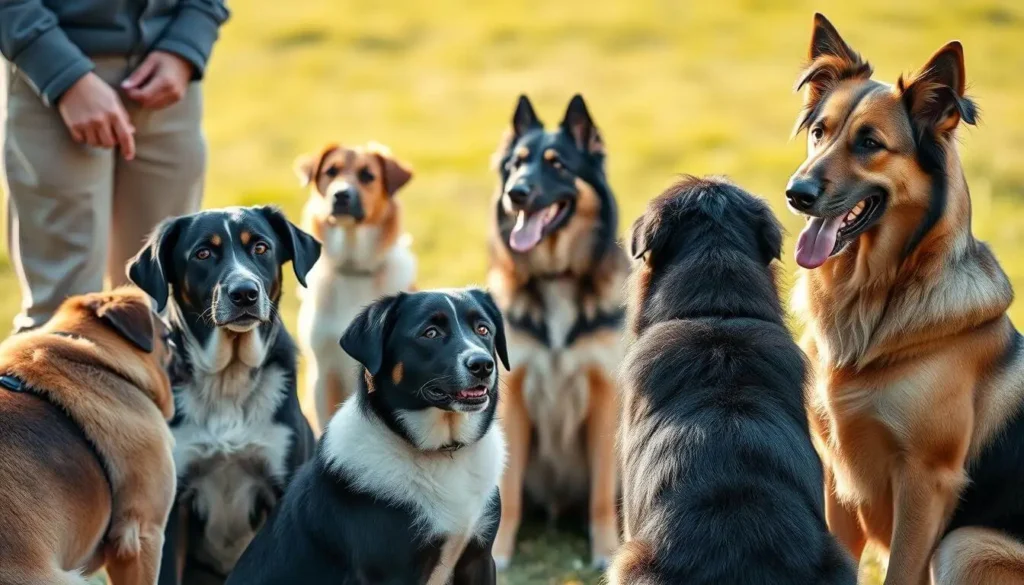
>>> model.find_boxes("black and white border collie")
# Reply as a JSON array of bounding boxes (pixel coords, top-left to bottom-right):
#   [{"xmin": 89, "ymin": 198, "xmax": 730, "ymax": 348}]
[
  {"xmin": 227, "ymin": 288, "xmax": 509, "ymax": 585},
  {"xmin": 128, "ymin": 206, "xmax": 321, "ymax": 583}
]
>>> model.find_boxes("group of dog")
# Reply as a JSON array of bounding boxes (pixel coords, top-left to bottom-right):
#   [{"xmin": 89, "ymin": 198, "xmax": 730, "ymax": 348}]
[{"xmin": 1, "ymin": 12, "xmax": 1022, "ymax": 585}]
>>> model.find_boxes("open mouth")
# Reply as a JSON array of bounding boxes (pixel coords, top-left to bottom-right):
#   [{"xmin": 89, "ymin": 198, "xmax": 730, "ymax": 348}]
[
  {"xmin": 795, "ymin": 194, "xmax": 886, "ymax": 269},
  {"xmin": 508, "ymin": 200, "xmax": 571, "ymax": 253},
  {"xmin": 453, "ymin": 385, "xmax": 489, "ymax": 405},
  {"xmin": 218, "ymin": 314, "xmax": 262, "ymax": 332}
]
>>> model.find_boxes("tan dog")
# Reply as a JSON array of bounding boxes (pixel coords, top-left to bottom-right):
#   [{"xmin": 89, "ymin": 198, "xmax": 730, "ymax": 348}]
[
  {"xmin": 295, "ymin": 142, "xmax": 416, "ymax": 431},
  {"xmin": 0, "ymin": 288, "xmax": 176, "ymax": 585},
  {"xmin": 789, "ymin": 14, "xmax": 1024, "ymax": 585}
]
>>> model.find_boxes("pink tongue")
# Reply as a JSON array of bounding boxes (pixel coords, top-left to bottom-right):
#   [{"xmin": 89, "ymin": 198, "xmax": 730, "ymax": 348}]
[
  {"xmin": 509, "ymin": 211, "xmax": 546, "ymax": 252},
  {"xmin": 795, "ymin": 216, "xmax": 845, "ymax": 269}
]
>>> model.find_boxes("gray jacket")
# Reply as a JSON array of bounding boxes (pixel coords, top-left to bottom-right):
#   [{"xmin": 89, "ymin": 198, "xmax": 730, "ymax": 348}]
[{"xmin": 0, "ymin": 0, "xmax": 230, "ymax": 106}]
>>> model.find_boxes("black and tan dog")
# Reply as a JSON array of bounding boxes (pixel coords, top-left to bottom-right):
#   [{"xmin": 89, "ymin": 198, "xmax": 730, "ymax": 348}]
[
  {"xmin": 227, "ymin": 288, "xmax": 508, "ymax": 584},
  {"xmin": 488, "ymin": 94, "xmax": 628, "ymax": 568},
  {"xmin": 789, "ymin": 13, "xmax": 1024, "ymax": 585},
  {"xmin": 129, "ymin": 206, "xmax": 320, "ymax": 584},
  {"xmin": 0, "ymin": 288, "xmax": 176, "ymax": 585},
  {"xmin": 610, "ymin": 176, "xmax": 856, "ymax": 585}
]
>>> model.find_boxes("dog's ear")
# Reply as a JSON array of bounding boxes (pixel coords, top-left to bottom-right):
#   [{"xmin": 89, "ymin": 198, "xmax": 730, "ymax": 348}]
[
  {"xmin": 899, "ymin": 41, "xmax": 977, "ymax": 138},
  {"xmin": 469, "ymin": 289, "xmax": 510, "ymax": 371},
  {"xmin": 512, "ymin": 94, "xmax": 543, "ymax": 137},
  {"xmin": 367, "ymin": 142, "xmax": 413, "ymax": 196},
  {"xmin": 629, "ymin": 213, "xmax": 667, "ymax": 262},
  {"xmin": 560, "ymin": 94, "xmax": 604, "ymax": 155},
  {"xmin": 794, "ymin": 14, "xmax": 873, "ymax": 135},
  {"xmin": 257, "ymin": 206, "xmax": 322, "ymax": 288},
  {"xmin": 340, "ymin": 293, "xmax": 404, "ymax": 377},
  {"xmin": 294, "ymin": 144, "xmax": 339, "ymax": 188},
  {"xmin": 128, "ymin": 216, "xmax": 187, "ymax": 312},
  {"xmin": 91, "ymin": 294, "xmax": 155, "ymax": 353},
  {"xmin": 756, "ymin": 204, "xmax": 784, "ymax": 264}
]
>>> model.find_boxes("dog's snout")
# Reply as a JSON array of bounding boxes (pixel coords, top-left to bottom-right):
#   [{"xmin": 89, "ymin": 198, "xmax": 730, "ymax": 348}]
[
  {"xmin": 465, "ymin": 355, "xmax": 495, "ymax": 379},
  {"xmin": 507, "ymin": 185, "xmax": 531, "ymax": 206},
  {"xmin": 332, "ymin": 187, "xmax": 358, "ymax": 208},
  {"xmin": 227, "ymin": 281, "xmax": 260, "ymax": 308},
  {"xmin": 785, "ymin": 176, "xmax": 823, "ymax": 212}
]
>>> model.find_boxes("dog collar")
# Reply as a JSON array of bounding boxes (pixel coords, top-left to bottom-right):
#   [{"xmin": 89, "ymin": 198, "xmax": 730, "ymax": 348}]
[
  {"xmin": 0, "ymin": 374, "xmax": 25, "ymax": 392},
  {"xmin": 438, "ymin": 442, "xmax": 464, "ymax": 453},
  {"xmin": 335, "ymin": 262, "xmax": 385, "ymax": 278}
]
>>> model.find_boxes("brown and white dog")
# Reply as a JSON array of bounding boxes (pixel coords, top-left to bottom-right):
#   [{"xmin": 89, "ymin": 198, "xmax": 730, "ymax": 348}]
[
  {"xmin": 488, "ymin": 95, "xmax": 628, "ymax": 570},
  {"xmin": 789, "ymin": 14, "xmax": 1024, "ymax": 585},
  {"xmin": 294, "ymin": 142, "xmax": 417, "ymax": 431},
  {"xmin": 0, "ymin": 288, "xmax": 176, "ymax": 585}
]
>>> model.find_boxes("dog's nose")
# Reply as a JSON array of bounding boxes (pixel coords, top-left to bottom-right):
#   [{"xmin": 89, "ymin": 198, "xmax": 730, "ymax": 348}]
[
  {"xmin": 227, "ymin": 281, "xmax": 260, "ymax": 308},
  {"xmin": 332, "ymin": 187, "xmax": 358, "ymax": 208},
  {"xmin": 507, "ymin": 185, "xmax": 530, "ymax": 206},
  {"xmin": 785, "ymin": 177, "xmax": 822, "ymax": 212},
  {"xmin": 465, "ymin": 355, "xmax": 495, "ymax": 378}
]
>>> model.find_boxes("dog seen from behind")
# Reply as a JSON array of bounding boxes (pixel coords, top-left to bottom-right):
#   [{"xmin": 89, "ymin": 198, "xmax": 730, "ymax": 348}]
[
  {"xmin": 489, "ymin": 94, "xmax": 628, "ymax": 569},
  {"xmin": 610, "ymin": 177, "xmax": 856, "ymax": 585},
  {"xmin": 295, "ymin": 141, "xmax": 417, "ymax": 431},
  {"xmin": 0, "ymin": 288, "xmax": 177, "ymax": 585},
  {"xmin": 789, "ymin": 14, "xmax": 1024, "ymax": 584},
  {"xmin": 227, "ymin": 288, "xmax": 508, "ymax": 585},
  {"xmin": 129, "ymin": 206, "xmax": 321, "ymax": 584}
]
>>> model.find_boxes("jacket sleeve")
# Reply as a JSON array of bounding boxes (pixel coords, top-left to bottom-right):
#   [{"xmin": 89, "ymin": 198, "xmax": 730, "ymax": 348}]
[
  {"xmin": 153, "ymin": 0, "xmax": 230, "ymax": 80},
  {"xmin": 0, "ymin": 0, "xmax": 94, "ymax": 106}
]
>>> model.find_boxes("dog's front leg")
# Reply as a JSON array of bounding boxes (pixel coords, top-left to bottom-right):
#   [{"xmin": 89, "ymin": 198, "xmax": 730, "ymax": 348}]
[
  {"xmin": 105, "ymin": 520, "xmax": 166, "ymax": 585},
  {"xmin": 493, "ymin": 367, "xmax": 529, "ymax": 570},
  {"xmin": 883, "ymin": 460, "xmax": 963, "ymax": 585},
  {"xmin": 586, "ymin": 367, "xmax": 620, "ymax": 570},
  {"xmin": 823, "ymin": 466, "xmax": 866, "ymax": 561}
]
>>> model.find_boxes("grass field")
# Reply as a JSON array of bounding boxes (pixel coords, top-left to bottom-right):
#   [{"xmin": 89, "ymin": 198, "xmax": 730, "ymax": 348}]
[{"xmin": 4, "ymin": 1, "xmax": 1024, "ymax": 583}]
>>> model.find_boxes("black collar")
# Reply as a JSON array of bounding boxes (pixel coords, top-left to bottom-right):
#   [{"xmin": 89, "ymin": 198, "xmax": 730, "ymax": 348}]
[{"xmin": 336, "ymin": 264, "xmax": 381, "ymax": 277}]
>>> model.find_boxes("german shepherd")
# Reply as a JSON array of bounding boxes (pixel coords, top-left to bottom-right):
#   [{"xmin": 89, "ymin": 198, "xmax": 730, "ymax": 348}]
[
  {"xmin": 788, "ymin": 13, "xmax": 1024, "ymax": 584},
  {"xmin": 611, "ymin": 176, "xmax": 855, "ymax": 585},
  {"xmin": 488, "ymin": 94, "xmax": 628, "ymax": 569}
]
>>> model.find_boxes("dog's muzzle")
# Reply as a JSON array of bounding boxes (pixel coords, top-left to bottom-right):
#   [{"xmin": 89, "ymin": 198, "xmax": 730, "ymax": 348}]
[{"xmin": 212, "ymin": 276, "xmax": 270, "ymax": 331}]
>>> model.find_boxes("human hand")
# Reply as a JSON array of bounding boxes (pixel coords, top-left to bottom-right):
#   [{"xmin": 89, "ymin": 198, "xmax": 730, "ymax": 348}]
[
  {"xmin": 57, "ymin": 72, "xmax": 136, "ymax": 160},
  {"xmin": 122, "ymin": 51, "xmax": 194, "ymax": 110}
]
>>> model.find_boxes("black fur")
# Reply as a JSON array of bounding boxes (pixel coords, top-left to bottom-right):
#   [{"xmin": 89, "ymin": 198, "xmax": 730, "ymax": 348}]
[
  {"xmin": 129, "ymin": 206, "xmax": 319, "ymax": 585},
  {"xmin": 617, "ymin": 177, "xmax": 856, "ymax": 584},
  {"xmin": 227, "ymin": 289, "xmax": 507, "ymax": 584}
]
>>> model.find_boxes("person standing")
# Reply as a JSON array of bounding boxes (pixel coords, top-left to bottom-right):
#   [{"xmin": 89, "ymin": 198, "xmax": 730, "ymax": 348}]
[{"xmin": 1, "ymin": 0, "xmax": 229, "ymax": 331}]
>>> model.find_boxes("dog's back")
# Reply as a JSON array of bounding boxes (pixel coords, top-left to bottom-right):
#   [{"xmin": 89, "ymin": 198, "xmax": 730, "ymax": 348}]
[{"xmin": 612, "ymin": 177, "xmax": 855, "ymax": 584}]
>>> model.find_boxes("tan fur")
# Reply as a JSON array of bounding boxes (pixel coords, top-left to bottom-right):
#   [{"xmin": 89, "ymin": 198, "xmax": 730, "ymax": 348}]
[
  {"xmin": 793, "ymin": 16, "xmax": 1024, "ymax": 585},
  {"xmin": 0, "ymin": 288, "xmax": 176, "ymax": 585},
  {"xmin": 295, "ymin": 141, "xmax": 417, "ymax": 431},
  {"xmin": 607, "ymin": 540, "xmax": 656, "ymax": 585},
  {"xmin": 932, "ymin": 528, "xmax": 1024, "ymax": 585}
]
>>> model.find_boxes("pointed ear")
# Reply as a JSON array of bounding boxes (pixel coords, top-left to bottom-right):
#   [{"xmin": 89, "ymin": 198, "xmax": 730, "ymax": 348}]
[
  {"xmin": 795, "ymin": 14, "xmax": 873, "ymax": 134},
  {"xmin": 91, "ymin": 294, "xmax": 155, "ymax": 353},
  {"xmin": 469, "ymin": 289, "xmax": 509, "ymax": 371},
  {"xmin": 512, "ymin": 95, "xmax": 543, "ymax": 137},
  {"xmin": 560, "ymin": 94, "xmax": 604, "ymax": 154},
  {"xmin": 629, "ymin": 213, "xmax": 666, "ymax": 262},
  {"xmin": 293, "ymin": 144, "xmax": 340, "ymax": 188},
  {"xmin": 368, "ymin": 142, "xmax": 413, "ymax": 196},
  {"xmin": 257, "ymin": 206, "xmax": 322, "ymax": 287},
  {"xmin": 128, "ymin": 217, "xmax": 187, "ymax": 312},
  {"xmin": 899, "ymin": 41, "xmax": 977, "ymax": 137},
  {"xmin": 340, "ymin": 294, "xmax": 404, "ymax": 376}
]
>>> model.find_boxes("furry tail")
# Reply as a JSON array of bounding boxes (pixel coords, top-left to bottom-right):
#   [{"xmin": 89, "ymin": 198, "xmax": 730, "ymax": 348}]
[{"xmin": 607, "ymin": 540, "xmax": 659, "ymax": 585}]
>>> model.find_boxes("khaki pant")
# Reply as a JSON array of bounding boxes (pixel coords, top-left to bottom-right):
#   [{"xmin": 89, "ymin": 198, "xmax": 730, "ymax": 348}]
[{"xmin": 3, "ymin": 57, "xmax": 205, "ymax": 331}]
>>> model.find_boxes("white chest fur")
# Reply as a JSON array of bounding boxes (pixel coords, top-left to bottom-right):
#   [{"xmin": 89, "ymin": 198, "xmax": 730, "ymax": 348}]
[{"xmin": 324, "ymin": 398, "xmax": 506, "ymax": 540}]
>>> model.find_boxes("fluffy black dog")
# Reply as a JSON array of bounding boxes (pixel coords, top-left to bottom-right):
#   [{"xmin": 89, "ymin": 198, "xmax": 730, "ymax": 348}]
[
  {"xmin": 227, "ymin": 288, "xmax": 508, "ymax": 584},
  {"xmin": 609, "ymin": 177, "xmax": 856, "ymax": 584}
]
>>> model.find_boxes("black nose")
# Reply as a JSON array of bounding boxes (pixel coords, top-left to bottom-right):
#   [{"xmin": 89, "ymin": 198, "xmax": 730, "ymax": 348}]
[
  {"xmin": 507, "ymin": 185, "xmax": 530, "ymax": 206},
  {"xmin": 465, "ymin": 355, "xmax": 494, "ymax": 378},
  {"xmin": 786, "ymin": 177, "xmax": 822, "ymax": 212},
  {"xmin": 227, "ymin": 281, "xmax": 260, "ymax": 308},
  {"xmin": 332, "ymin": 187, "xmax": 357, "ymax": 208}
]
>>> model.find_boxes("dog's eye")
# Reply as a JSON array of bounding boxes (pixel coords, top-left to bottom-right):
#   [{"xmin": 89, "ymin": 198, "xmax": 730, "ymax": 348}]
[
  {"xmin": 357, "ymin": 167, "xmax": 375, "ymax": 184},
  {"xmin": 476, "ymin": 324, "xmax": 491, "ymax": 337},
  {"xmin": 253, "ymin": 242, "xmax": 270, "ymax": 255},
  {"xmin": 810, "ymin": 127, "xmax": 824, "ymax": 144},
  {"xmin": 194, "ymin": 248, "xmax": 211, "ymax": 260},
  {"xmin": 422, "ymin": 326, "xmax": 441, "ymax": 339},
  {"xmin": 860, "ymin": 136, "xmax": 884, "ymax": 151},
  {"xmin": 324, "ymin": 166, "xmax": 339, "ymax": 179}
]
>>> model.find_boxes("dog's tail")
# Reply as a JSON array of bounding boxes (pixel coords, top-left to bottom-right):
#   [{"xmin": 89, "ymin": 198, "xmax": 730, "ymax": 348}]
[{"xmin": 607, "ymin": 539, "xmax": 660, "ymax": 585}]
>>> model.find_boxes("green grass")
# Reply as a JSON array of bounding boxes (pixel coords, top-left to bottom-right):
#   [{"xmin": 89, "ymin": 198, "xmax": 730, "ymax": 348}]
[{"xmin": 5, "ymin": 1, "xmax": 1024, "ymax": 583}]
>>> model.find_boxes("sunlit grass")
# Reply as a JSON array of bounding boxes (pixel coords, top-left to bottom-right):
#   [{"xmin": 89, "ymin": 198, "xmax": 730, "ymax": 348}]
[{"xmin": 4, "ymin": 1, "xmax": 1023, "ymax": 583}]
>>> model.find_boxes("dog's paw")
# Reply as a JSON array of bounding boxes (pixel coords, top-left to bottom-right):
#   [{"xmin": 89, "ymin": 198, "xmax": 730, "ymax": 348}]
[{"xmin": 494, "ymin": 555, "xmax": 511, "ymax": 572}]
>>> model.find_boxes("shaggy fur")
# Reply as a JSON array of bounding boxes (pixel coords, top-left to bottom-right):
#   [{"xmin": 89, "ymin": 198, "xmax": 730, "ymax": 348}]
[
  {"xmin": 610, "ymin": 177, "xmax": 855, "ymax": 585},
  {"xmin": 789, "ymin": 14, "xmax": 1024, "ymax": 585},
  {"xmin": 0, "ymin": 288, "xmax": 176, "ymax": 585}
]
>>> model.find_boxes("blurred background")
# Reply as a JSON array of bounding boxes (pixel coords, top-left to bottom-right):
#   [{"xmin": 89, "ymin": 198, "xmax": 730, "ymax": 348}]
[{"xmin": 3, "ymin": 1, "xmax": 1023, "ymax": 583}]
